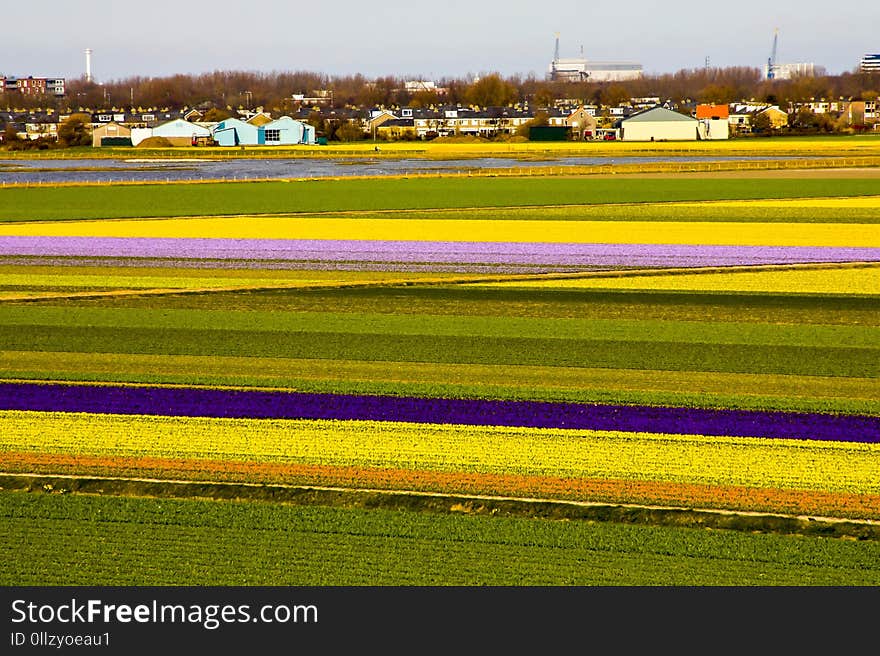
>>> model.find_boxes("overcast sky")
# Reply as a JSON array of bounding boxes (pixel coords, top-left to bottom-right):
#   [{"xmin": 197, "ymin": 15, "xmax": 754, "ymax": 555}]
[{"xmin": 3, "ymin": 1, "xmax": 877, "ymax": 82}]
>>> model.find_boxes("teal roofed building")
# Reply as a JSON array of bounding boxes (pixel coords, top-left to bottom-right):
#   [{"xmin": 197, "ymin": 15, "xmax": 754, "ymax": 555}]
[
  {"xmin": 261, "ymin": 116, "xmax": 316, "ymax": 145},
  {"xmin": 212, "ymin": 118, "xmax": 262, "ymax": 146},
  {"xmin": 212, "ymin": 116, "xmax": 315, "ymax": 146}
]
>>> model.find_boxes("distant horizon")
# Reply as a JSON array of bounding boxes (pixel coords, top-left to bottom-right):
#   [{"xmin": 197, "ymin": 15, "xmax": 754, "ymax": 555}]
[{"xmin": 3, "ymin": 1, "xmax": 877, "ymax": 84}]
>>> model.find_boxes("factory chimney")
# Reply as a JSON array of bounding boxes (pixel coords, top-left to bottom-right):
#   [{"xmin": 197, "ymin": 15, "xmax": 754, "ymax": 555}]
[{"xmin": 85, "ymin": 48, "xmax": 93, "ymax": 83}]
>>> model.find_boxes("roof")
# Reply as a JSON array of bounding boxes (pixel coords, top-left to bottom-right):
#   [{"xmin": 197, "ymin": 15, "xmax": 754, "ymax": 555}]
[
  {"xmin": 695, "ymin": 104, "xmax": 729, "ymax": 119},
  {"xmin": 622, "ymin": 106, "xmax": 697, "ymax": 123},
  {"xmin": 247, "ymin": 112, "xmax": 273, "ymax": 126},
  {"xmin": 262, "ymin": 116, "xmax": 308, "ymax": 129},
  {"xmin": 378, "ymin": 118, "xmax": 415, "ymax": 127}
]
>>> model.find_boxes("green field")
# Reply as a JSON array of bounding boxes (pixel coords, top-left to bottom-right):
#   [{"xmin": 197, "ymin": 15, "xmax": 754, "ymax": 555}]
[
  {"xmin": 1, "ymin": 323, "xmax": 875, "ymax": 377},
  {"xmin": 2, "ymin": 177, "xmax": 880, "ymax": 221},
  {"xmin": 2, "ymin": 288, "xmax": 877, "ymax": 414},
  {"xmin": 3, "ymin": 490, "xmax": 877, "ymax": 586},
  {"xmin": 45, "ymin": 287, "xmax": 878, "ymax": 325}
]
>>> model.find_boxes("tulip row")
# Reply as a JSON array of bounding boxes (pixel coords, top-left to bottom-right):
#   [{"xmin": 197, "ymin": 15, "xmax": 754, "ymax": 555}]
[
  {"xmin": 1, "ymin": 216, "xmax": 876, "ymax": 248},
  {"xmin": 2, "ymin": 411, "xmax": 877, "ymax": 496},
  {"xmin": 477, "ymin": 263, "xmax": 880, "ymax": 295},
  {"xmin": 5, "ymin": 451, "xmax": 877, "ymax": 520},
  {"xmin": 1, "ymin": 382, "xmax": 877, "ymax": 442},
  {"xmin": 2, "ymin": 236, "xmax": 876, "ymax": 269}
]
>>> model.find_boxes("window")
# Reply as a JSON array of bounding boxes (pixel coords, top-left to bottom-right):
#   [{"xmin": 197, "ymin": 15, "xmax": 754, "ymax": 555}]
[{"xmin": 265, "ymin": 129, "xmax": 281, "ymax": 141}]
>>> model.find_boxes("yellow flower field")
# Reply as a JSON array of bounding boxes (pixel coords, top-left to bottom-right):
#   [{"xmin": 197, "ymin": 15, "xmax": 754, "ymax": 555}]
[
  {"xmin": 0, "ymin": 217, "xmax": 876, "ymax": 247},
  {"xmin": 475, "ymin": 263, "xmax": 880, "ymax": 295},
  {"xmin": 2, "ymin": 410, "xmax": 877, "ymax": 494},
  {"xmin": 671, "ymin": 196, "xmax": 880, "ymax": 209}
]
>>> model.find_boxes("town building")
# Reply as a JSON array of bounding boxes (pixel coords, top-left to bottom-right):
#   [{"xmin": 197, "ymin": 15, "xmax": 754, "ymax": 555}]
[
  {"xmin": 728, "ymin": 104, "xmax": 788, "ymax": 133},
  {"xmin": 695, "ymin": 104, "xmax": 730, "ymax": 140},
  {"xmin": 860, "ymin": 54, "xmax": 880, "ymax": 74},
  {"xmin": 92, "ymin": 121, "xmax": 132, "ymax": 147},
  {"xmin": 0, "ymin": 76, "xmax": 65, "ymax": 97},
  {"xmin": 847, "ymin": 100, "xmax": 878, "ymax": 126},
  {"xmin": 564, "ymin": 105, "xmax": 599, "ymax": 140}
]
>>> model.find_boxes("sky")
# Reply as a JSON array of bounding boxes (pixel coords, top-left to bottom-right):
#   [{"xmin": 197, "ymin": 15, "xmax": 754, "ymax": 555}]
[{"xmin": 2, "ymin": 1, "xmax": 877, "ymax": 83}]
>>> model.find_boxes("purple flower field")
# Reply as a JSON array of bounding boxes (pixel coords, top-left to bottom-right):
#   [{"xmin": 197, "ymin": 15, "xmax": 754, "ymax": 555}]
[
  {"xmin": 1, "ymin": 236, "xmax": 877, "ymax": 269},
  {"xmin": 1, "ymin": 382, "xmax": 877, "ymax": 443}
]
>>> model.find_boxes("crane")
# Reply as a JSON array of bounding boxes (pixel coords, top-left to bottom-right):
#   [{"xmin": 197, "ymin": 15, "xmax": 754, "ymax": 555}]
[{"xmin": 767, "ymin": 28, "xmax": 779, "ymax": 79}]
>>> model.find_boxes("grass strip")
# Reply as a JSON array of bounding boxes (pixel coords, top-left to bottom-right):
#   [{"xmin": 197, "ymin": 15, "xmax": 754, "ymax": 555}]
[
  {"xmin": 2, "ymin": 351, "xmax": 876, "ymax": 409},
  {"xmin": 2, "ymin": 489, "xmax": 878, "ymax": 585},
  {"xmin": 1, "ymin": 325, "xmax": 875, "ymax": 377},
  {"xmin": 324, "ymin": 201, "xmax": 880, "ymax": 224},
  {"xmin": 0, "ymin": 307, "xmax": 875, "ymax": 348},
  {"xmin": 33, "ymin": 286, "xmax": 877, "ymax": 326},
  {"xmin": 3, "ymin": 178, "xmax": 880, "ymax": 222}
]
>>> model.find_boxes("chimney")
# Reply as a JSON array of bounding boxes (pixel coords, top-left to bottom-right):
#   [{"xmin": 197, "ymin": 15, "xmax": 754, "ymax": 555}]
[{"xmin": 85, "ymin": 48, "xmax": 93, "ymax": 83}]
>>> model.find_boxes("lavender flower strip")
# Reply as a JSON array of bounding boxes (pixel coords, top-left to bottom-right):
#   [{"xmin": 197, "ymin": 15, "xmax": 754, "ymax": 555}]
[
  {"xmin": 0, "ymin": 237, "xmax": 877, "ymax": 267},
  {"xmin": 1, "ymin": 382, "xmax": 876, "ymax": 443}
]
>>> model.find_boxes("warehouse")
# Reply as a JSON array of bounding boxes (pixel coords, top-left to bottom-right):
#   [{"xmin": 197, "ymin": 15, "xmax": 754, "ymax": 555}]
[
  {"xmin": 619, "ymin": 106, "xmax": 699, "ymax": 141},
  {"xmin": 149, "ymin": 118, "xmax": 212, "ymax": 146}
]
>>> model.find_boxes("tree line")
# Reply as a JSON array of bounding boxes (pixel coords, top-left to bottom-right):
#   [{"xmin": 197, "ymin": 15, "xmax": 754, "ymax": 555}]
[{"xmin": 2, "ymin": 68, "xmax": 878, "ymax": 113}]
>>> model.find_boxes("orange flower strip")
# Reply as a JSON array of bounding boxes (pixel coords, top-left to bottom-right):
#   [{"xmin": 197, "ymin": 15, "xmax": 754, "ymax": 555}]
[{"xmin": 3, "ymin": 451, "xmax": 877, "ymax": 521}]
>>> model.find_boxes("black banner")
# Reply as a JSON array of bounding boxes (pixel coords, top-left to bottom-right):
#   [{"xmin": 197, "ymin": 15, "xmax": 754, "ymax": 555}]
[{"xmin": 1, "ymin": 586, "xmax": 876, "ymax": 654}]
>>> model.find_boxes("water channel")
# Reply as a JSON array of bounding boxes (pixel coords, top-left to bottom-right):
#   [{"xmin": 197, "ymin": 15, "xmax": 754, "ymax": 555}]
[{"xmin": 0, "ymin": 155, "xmax": 801, "ymax": 184}]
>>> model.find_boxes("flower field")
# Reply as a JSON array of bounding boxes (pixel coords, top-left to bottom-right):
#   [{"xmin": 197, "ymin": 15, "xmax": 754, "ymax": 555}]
[{"xmin": 0, "ymin": 172, "xmax": 878, "ymax": 584}]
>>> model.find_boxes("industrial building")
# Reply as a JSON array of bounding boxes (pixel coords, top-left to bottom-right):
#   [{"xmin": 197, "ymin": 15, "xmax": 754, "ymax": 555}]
[
  {"xmin": 765, "ymin": 62, "xmax": 818, "ymax": 80},
  {"xmin": 547, "ymin": 35, "xmax": 642, "ymax": 82},
  {"xmin": 764, "ymin": 29, "xmax": 818, "ymax": 80}
]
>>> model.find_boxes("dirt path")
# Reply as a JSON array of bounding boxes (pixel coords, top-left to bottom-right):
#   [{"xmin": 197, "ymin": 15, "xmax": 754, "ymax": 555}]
[{"xmin": 4, "ymin": 472, "xmax": 879, "ymax": 539}]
